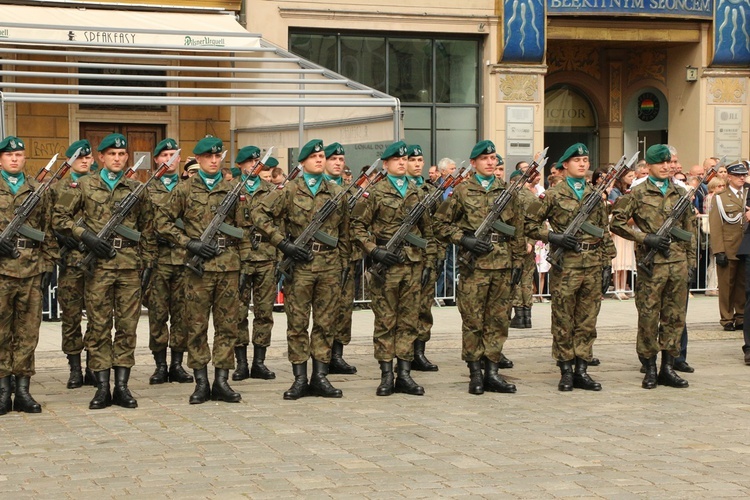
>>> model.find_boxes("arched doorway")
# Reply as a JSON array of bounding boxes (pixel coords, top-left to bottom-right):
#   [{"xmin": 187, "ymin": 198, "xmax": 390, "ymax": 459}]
[
  {"xmin": 623, "ymin": 87, "xmax": 668, "ymax": 161},
  {"xmin": 544, "ymin": 85, "xmax": 598, "ymax": 177}
]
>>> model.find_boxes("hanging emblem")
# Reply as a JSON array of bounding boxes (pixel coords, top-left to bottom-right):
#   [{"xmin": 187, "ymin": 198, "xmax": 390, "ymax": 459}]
[
  {"xmin": 246, "ymin": 178, "xmax": 256, "ymax": 187},
  {"xmin": 480, "ymin": 180, "xmax": 489, "ymax": 188},
  {"xmin": 396, "ymin": 179, "xmax": 405, "ymax": 188},
  {"xmin": 206, "ymin": 178, "xmax": 215, "ymax": 186},
  {"xmin": 162, "ymin": 177, "xmax": 172, "ymax": 185},
  {"xmin": 308, "ymin": 178, "xmax": 317, "ymax": 186},
  {"xmin": 574, "ymin": 181, "xmax": 583, "ymax": 190},
  {"xmin": 8, "ymin": 176, "xmax": 18, "ymax": 185},
  {"xmin": 108, "ymin": 172, "xmax": 118, "ymax": 181}
]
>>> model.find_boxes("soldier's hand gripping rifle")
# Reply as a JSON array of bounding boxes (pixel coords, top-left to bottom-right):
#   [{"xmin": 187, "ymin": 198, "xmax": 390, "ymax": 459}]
[
  {"xmin": 637, "ymin": 155, "xmax": 726, "ymax": 278},
  {"xmin": 78, "ymin": 153, "xmax": 174, "ymax": 276},
  {"xmin": 546, "ymin": 152, "xmax": 638, "ymax": 271},
  {"xmin": 346, "ymin": 158, "xmax": 381, "ymax": 211}
]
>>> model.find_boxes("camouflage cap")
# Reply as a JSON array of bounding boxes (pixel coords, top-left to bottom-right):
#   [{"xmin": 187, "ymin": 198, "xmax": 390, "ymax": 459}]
[
  {"xmin": 66, "ymin": 139, "xmax": 91, "ymax": 158},
  {"xmin": 645, "ymin": 144, "xmax": 671, "ymax": 164},
  {"xmin": 97, "ymin": 133, "xmax": 127, "ymax": 152},
  {"xmin": 265, "ymin": 157, "xmax": 279, "ymax": 168},
  {"xmin": 193, "ymin": 137, "xmax": 223, "ymax": 155},
  {"xmin": 470, "ymin": 140, "xmax": 496, "ymax": 159},
  {"xmin": 727, "ymin": 161, "xmax": 749, "ymax": 176},
  {"xmin": 407, "ymin": 145, "xmax": 423, "ymax": 158},
  {"xmin": 153, "ymin": 138, "xmax": 178, "ymax": 157},
  {"xmin": 558, "ymin": 143, "xmax": 589, "ymax": 164},
  {"xmin": 381, "ymin": 140, "xmax": 408, "ymax": 160},
  {"xmin": 325, "ymin": 142, "xmax": 345, "ymax": 158},
  {"xmin": 236, "ymin": 146, "xmax": 261, "ymax": 164},
  {"xmin": 298, "ymin": 139, "xmax": 324, "ymax": 162}
]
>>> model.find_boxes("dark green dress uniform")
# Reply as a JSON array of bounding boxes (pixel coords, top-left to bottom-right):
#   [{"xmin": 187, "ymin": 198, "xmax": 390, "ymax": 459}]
[
  {"xmin": 611, "ymin": 144, "xmax": 696, "ymax": 389},
  {"xmin": 0, "ymin": 136, "xmax": 57, "ymax": 414}
]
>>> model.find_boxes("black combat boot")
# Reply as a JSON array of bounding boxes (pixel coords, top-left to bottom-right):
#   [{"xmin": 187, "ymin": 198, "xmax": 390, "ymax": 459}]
[
  {"xmin": 309, "ymin": 359, "xmax": 343, "ymax": 398},
  {"xmin": 657, "ymin": 351, "xmax": 689, "ymax": 388},
  {"xmin": 329, "ymin": 340, "xmax": 357, "ymax": 374},
  {"xmin": 189, "ymin": 367, "xmax": 210, "ymax": 404},
  {"xmin": 149, "ymin": 349, "xmax": 169, "ymax": 385},
  {"xmin": 395, "ymin": 359, "xmax": 425, "ymax": 396},
  {"xmin": 211, "ymin": 368, "xmax": 241, "ymax": 402},
  {"xmin": 112, "ymin": 367, "xmax": 138, "ymax": 408},
  {"xmin": 523, "ymin": 306, "xmax": 532, "ymax": 328},
  {"xmin": 0, "ymin": 376, "xmax": 11, "ymax": 415},
  {"xmin": 509, "ymin": 306, "xmax": 525, "ymax": 328},
  {"xmin": 89, "ymin": 369, "xmax": 112, "ymax": 410},
  {"xmin": 484, "ymin": 358, "xmax": 517, "ymax": 393},
  {"xmin": 283, "ymin": 362, "xmax": 309, "ymax": 400},
  {"xmin": 168, "ymin": 349, "xmax": 194, "ymax": 383},
  {"xmin": 497, "ymin": 352, "xmax": 514, "ymax": 369},
  {"xmin": 573, "ymin": 357, "xmax": 602, "ymax": 391},
  {"xmin": 66, "ymin": 353, "xmax": 84, "ymax": 389},
  {"xmin": 558, "ymin": 360, "xmax": 574, "ymax": 392},
  {"xmin": 639, "ymin": 355, "xmax": 657, "ymax": 389},
  {"xmin": 412, "ymin": 340, "xmax": 438, "ymax": 371},
  {"xmin": 84, "ymin": 351, "xmax": 96, "ymax": 387},
  {"xmin": 467, "ymin": 361, "xmax": 484, "ymax": 395},
  {"xmin": 231, "ymin": 345, "xmax": 250, "ymax": 381},
  {"xmin": 250, "ymin": 344, "xmax": 276, "ymax": 380},
  {"xmin": 376, "ymin": 360, "xmax": 395, "ymax": 396},
  {"xmin": 13, "ymin": 376, "xmax": 41, "ymax": 413}
]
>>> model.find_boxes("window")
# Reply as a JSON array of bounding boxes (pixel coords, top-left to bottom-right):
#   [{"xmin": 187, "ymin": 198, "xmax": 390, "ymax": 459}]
[{"xmin": 79, "ymin": 67, "xmax": 167, "ymax": 111}]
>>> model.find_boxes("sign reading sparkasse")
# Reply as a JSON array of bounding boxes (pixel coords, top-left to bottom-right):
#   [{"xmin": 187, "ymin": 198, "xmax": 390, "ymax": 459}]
[{"xmin": 547, "ymin": 0, "xmax": 713, "ymax": 18}]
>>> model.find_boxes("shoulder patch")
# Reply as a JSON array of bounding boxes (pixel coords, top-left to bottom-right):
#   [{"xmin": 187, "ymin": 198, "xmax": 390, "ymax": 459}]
[
  {"xmin": 538, "ymin": 193, "xmax": 545, "ymax": 200},
  {"xmin": 70, "ymin": 182, "xmax": 78, "ymax": 188}
]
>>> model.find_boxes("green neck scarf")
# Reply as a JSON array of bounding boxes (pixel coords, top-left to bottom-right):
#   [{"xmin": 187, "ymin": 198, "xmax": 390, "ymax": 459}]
[
  {"xmin": 566, "ymin": 176, "xmax": 586, "ymax": 201},
  {"xmin": 474, "ymin": 173, "xmax": 495, "ymax": 191},
  {"xmin": 387, "ymin": 174, "xmax": 409, "ymax": 198},
  {"xmin": 198, "ymin": 170, "xmax": 223, "ymax": 191},
  {"xmin": 1, "ymin": 171, "xmax": 25, "ymax": 195},
  {"xmin": 648, "ymin": 175, "xmax": 669, "ymax": 195},
  {"xmin": 302, "ymin": 172, "xmax": 324, "ymax": 196},
  {"xmin": 99, "ymin": 168, "xmax": 124, "ymax": 191},
  {"xmin": 70, "ymin": 171, "xmax": 88, "ymax": 182},
  {"xmin": 243, "ymin": 174, "xmax": 261, "ymax": 195},
  {"xmin": 407, "ymin": 175, "xmax": 424, "ymax": 187},
  {"xmin": 161, "ymin": 173, "xmax": 179, "ymax": 192},
  {"xmin": 323, "ymin": 173, "xmax": 343, "ymax": 186}
]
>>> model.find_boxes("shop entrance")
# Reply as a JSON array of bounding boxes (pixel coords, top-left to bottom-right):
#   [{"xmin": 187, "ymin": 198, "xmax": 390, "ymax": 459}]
[{"xmin": 543, "ymin": 85, "xmax": 598, "ymax": 177}]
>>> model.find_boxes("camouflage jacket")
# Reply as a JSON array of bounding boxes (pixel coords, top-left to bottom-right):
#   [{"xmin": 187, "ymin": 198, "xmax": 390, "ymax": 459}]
[
  {"xmin": 147, "ymin": 177, "xmax": 186, "ymax": 267},
  {"xmin": 0, "ymin": 177, "xmax": 58, "ymax": 278},
  {"xmin": 51, "ymin": 175, "xmax": 87, "ymax": 267},
  {"xmin": 610, "ymin": 179, "xmax": 696, "ymax": 267},
  {"xmin": 237, "ymin": 178, "xmax": 278, "ymax": 265},
  {"xmin": 516, "ymin": 187, "xmax": 539, "ymax": 247},
  {"xmin": 350, "ymin": 177, "xmax": 436, "ymax": 263},
  {"xmin": 155, "ymin": 173, "xmax": 241, "ymax": 273},
  {"xmin": 254, "ymin": 176, "xmax": 351, "ymax": 272},
  {"xmin": 526, "ymin": 180, "xmax": 616, "ymax": 269},
  {"xmin": 417, "ymin": 181, "xmax": 446, "ymax": 264},
  {"xmin": 434, "ymin": 175, "xmax": 525, "ymax": 270},
  {"xmin": 53, "ymin": 173, "xmax": 155, "ymax": 270}
]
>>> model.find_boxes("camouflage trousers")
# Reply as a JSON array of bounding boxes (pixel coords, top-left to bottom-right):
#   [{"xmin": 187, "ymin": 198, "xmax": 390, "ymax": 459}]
[
  {"xmin": 370, "ymin": 262, "xmax": 421, "ymax": 362},
  {"xmin": 237, "ymin": 260, "xmax": 275, "ymax": 347},
  {"xmin": 284, "ymin": 267, "xmax": 338, "ymax": 364},
  {"xmin": 332, "ymin": 260, "xmax": 357, "ymax": 345},
  {"xmin": 0, "ymin": 274, "xmax": 42, "ymax": 377},
  {"xmin": 635, "ymin": 261, "xmax": 688, "ymax": 358},
  {"xmin": 84, "ymin": 268, "xmax": 140, "ymax": 371},
  {"xmin": 183, "ymin": 270, "xmax": 239, "ymax": 370},
  {"xmin": 511, "ymin": 250, "xmax": 536, "ymax": 308},
  {"xmin": 57, "ymin": 265, "xmax": 86, "ymax": 355},
  {"xmin": 549, "ymin": 266, "xmax": 601, "ymax": 362},
  {"xmin": 417, "ymin": 260, "xmax": 437, "ymax": 343},
  {"xmin": 457, "ymin": 267, "xmax": 513, "ymax": 363},
  {"xmin": 145, "ymin": 263, "xmax": 188, "ymax": 353}
]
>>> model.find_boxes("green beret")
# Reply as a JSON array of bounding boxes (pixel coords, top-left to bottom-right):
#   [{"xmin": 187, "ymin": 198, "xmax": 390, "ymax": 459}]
[
  {"xmin": 558, "ymin": 143, "xmax": 589, "ymax": 164},
  {"xmin": 230, "ymin": 167, "xmax": 242, "ymax": 177},
  {"xmin": 381, "ymin": 141, "xmax": 408, "ymax": 160},
  {"xmin": 97, "ymin": 133, "xmax": 127, "ymax": 152},
  {"xmin": 325, "ymin": 142, "xmax": 345, "ymax": 158},
  {"xmin": 236, "ymin": 146, "xmax": 261, "ymax": 164},
  {"xmin": 0, "ymin": 136, "xmax": 25, "ymax": 153},
  {"xmin": 265, "ymin": 157, "xmax": 279, "ymax": 168},
  {"xmin": 90, "ymin": 161, "xmax": 99, "ymax": 173},
  {"xmin": 510, "ymin": 170, "xmax": 523, "ymax": 180},
  {"xmin": 470, "ymin": 140, "xmax": 496, "ymax": 160},
  {"xmin": 496, "ymin": 154, "xmax": 504, "ymax": 165},
  {"xmin": 407, "ymin": 145, "xmax": 423, "ymax": 157},
  {"xmin": 153, "ymin": 138, "xmax": 178, "ymax": 157},
  {"xmin": 66, "ymin": 139, "xmax": 91, "ymax": 158},
  {"xmin": 193, "ymin": 137, "xmax": 223, "ymax": 155},
  {"xmin": 645, "ymin": 144, "xmax": 671, "ymax": 164},
  {"xmin": 298, "ymin": 139, "xmax": 324, "ymax": 162}
]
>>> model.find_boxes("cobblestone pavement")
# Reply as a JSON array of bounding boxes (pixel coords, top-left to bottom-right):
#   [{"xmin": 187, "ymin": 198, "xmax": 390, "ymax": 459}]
[{"xmin": 2, "ymin": 296, "xmax": 750, "ymax": 498}]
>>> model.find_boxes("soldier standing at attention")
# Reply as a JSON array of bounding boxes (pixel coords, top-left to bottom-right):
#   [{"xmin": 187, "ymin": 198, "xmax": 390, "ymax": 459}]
[
  {"xmin": 52, "ymin": 139, "xmax": 95, "ymax": 389},
  {"xmin": 509, "ymin": 162, "xmax": 538, "ymax": 333},
  {"xmin": 434, "ymin": 140, "xmax": 522, "ymax": 395},
  {"xmin": 155, "ymin": 137, "xmax": 242, "ymax": 404},
  {"xmin": 323, "ymin": 142, "xmax": 358, "ymax": 375},
  {"xmin": 54, "ymin": 133, "xmax": 155, "ymax": 409},
  {"xmin": 144, "ymin": 139, "xmax": 193, "ymax": 386},
  {"xmin": 232, "ymin": 145, "xmax": 277, "ymax": 382},
  {"xmin": 611, "ymin": 144, "xmax": 695, "ymax": 389},
  {"xmin": 525, "ymin": 143, "xmax": 615, "ymax": 392},
  {"xmin": 0, "ymin": 136, "xmax": 57, "ymax": 414},
  {"xmin": 351, "ymin": 140, "xmax": 436, "ymax": 396},
  {"xmin": 254, "ymin": 139, "xmax": 351, "ymax": 400}
]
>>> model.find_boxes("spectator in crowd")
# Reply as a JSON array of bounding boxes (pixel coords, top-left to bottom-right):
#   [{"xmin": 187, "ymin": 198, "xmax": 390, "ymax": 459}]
[
  {"xmin": 634, "ymin": 159, "xmax": 649, "ymax": 179},
  {"xmin": 609, "ymin": 169, "xmax": 636, "ymax": 299},
  {"xmin": 428, "ymin": 165, "xmax": 440, "ymax": 184},
  {"xmin": 704, "ymin": 176, "xmax": 727, "ymax": 296},
  {"xmin": 436, "ymin": 157, "xmax": 458, "ymax": 302},
  {"xmin": 342, "ymin": 167, "xmax": 353, "ymax": 184}
]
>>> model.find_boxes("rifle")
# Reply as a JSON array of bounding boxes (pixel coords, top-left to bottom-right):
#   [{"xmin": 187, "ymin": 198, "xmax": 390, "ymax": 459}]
[
  {"xmin": 184, "ymin": 149, "xmax": 267, "ymax": 277},
  {"xmin": 124, "ymin": 155, "xmax": 147, "ymax": 179},
  {"xmin": 458, "ymin": 148, "xmax": 549, "ymax": 275},
  {"xmin": 546, "ymin": 152, "xmax": 638, "ymax": 271},
  {"xmin": 637, "ymin": 155, "xmax": 726, "ymax": 277},
  {"xmin": 1, "ymin": 149, "xmax": 81, "ymax": 259},
  {"xmin": 346, "ymin": 158, "xmax": 381, "ymax": 211},
  {"xmin": 368, "ymin": 166, "xmax": 465, "ymax": 284},
  {"xmin": 276, "ymin": 162, "xmax": 380, "ymax": 281},
  {"xmin": 78, "ymin": 150, "xmax": 179, "ymax": 275}
]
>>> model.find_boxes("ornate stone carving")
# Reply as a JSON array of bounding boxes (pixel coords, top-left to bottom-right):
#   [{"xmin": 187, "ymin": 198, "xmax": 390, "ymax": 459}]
[
  {"xmin": 626, "ymin": 50, "xmax": 666, "ymax": 85},
  {"xmin": 498, "ymin": 74, "xmax": 538, "ymax": 102},
  {"xmin": 707, "ymin": 77, "xmax": 747, "ymax": 104},
  {"xmin": 610, "ymin": 62, "xmax": 622, "ymax": 123},
  {"xmin": 547, "ymin": 44, "xmax": 601, "ymax": 80}
]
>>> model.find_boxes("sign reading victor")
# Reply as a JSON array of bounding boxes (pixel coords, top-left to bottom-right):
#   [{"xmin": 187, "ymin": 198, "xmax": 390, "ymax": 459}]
[{"xmin": 547, "ymin": 0, "xmax": 713, "ymax": 18}]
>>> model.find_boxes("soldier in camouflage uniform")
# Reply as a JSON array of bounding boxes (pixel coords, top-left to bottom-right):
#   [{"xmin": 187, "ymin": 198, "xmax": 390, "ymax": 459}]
[
  {"xmin": 54, "ymin": 133, "xmax": 155, "ymax": 409},
  {"xmin": 155, "ymin": 137, "xmax": 242, "ymax": 404},
  {"xmin": 611, "ymin": 144, "xmax": 695, "ymax": 390},
  {"xmin": 0, "ymin": 136, "xmax": 57, "ymax": 414},
  {"xmin": 254, "ymin": 139, "xmax": 351, "ymax": 400},
  {"xmin": 509, "ymin": 163, "xmax": 538, "ymax": 333},
  {"xmin": 144, "ymin": 139, "xmax": 193, "ymax": 386},
  {"xmin": 434, "ymin": 140, "xmax": 522, "ymax": 395},
  {"xmin": 323, "ymin": 142, "xmax": 357, "ymax": 375},
  {"xmin": 232, "ymin": 145, "xmax": 277, "ymax": 382},
  {"xmin": 351, "ymin": 140, "xmax": 436, "ymax": 396},
  {"xmin": 525, "ymin": 143, "xmax": 615, "ymax": 392},
  {"xmin": 51, "ymin": 139, "xmax": 95, "ymax": 389}
]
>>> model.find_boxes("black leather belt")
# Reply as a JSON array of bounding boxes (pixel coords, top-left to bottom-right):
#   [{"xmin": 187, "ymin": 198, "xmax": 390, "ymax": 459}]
[
  {"xmin": 309, "ymin": 241, "xmax": 335, "ymax": 252},
  {"xmin": 375, "ymin": 237, "xmax": 411, "ymax": 248},
  {"xmin": 15, "ymin": 238, "xmax": 40, "ymax": 249},
  {"xmin": 489, "ymin": 233, "xmax": 510, "ymax": 244},
  {"xmin": 579, "ymin": 241, "xmax": 601, "ymax": 251},
  {"xmin": 252, "ymin": 233, "xmax": 270, "ymax": 245},
  {"xmin": 109, "ymin": 237, "xmax": 138, "ymax": 249},
  {"xmin": 215, "ymin": 236, "xmax": 238, "ymax": 250}
]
